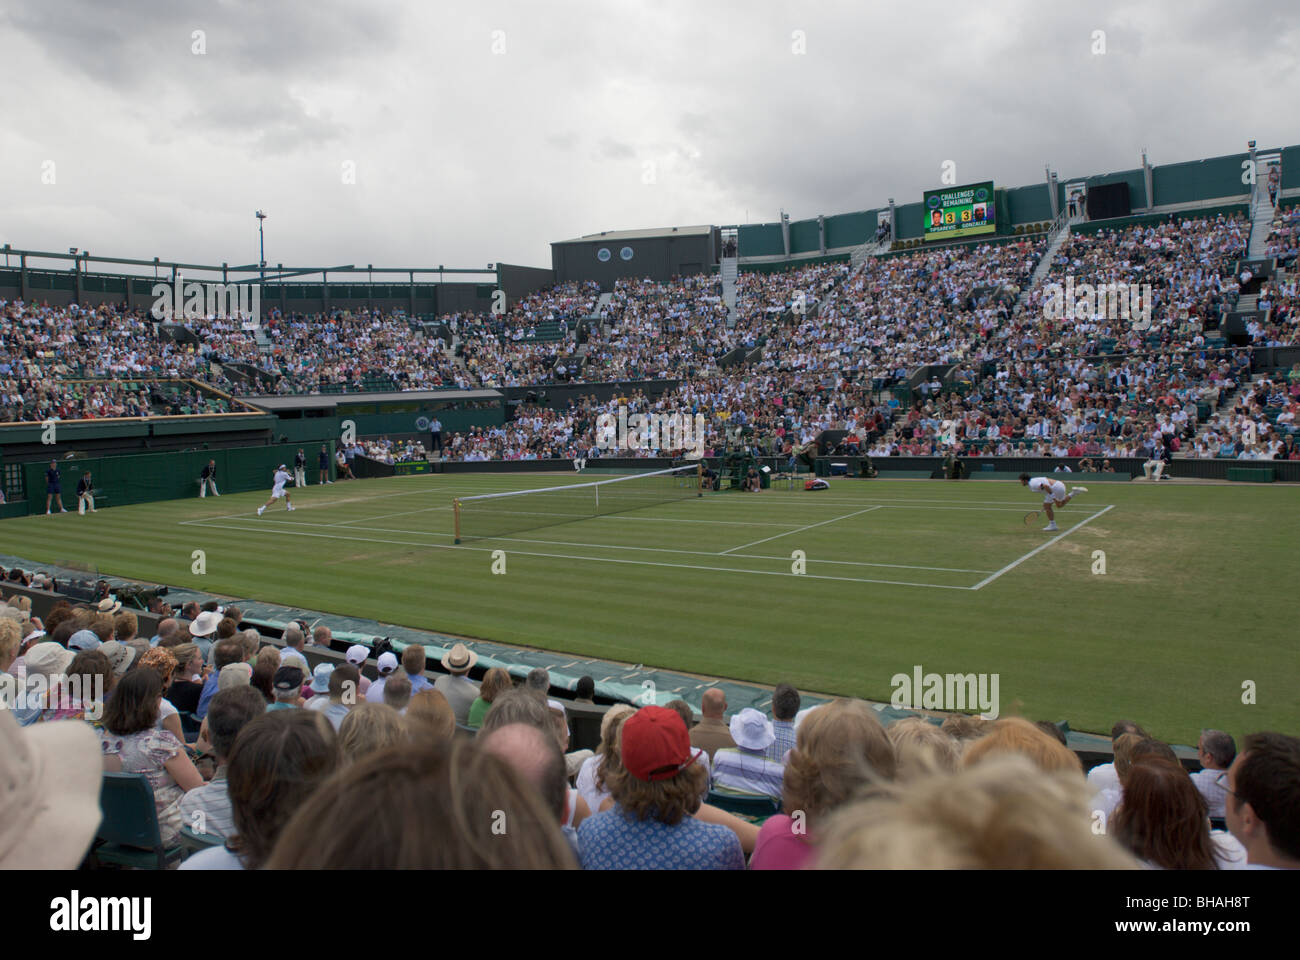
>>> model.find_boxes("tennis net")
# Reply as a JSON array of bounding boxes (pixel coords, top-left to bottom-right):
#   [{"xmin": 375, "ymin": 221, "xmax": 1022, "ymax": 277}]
[{"xmin": 453, "ymin": 464, "xmax": 701, "ymax": 542}]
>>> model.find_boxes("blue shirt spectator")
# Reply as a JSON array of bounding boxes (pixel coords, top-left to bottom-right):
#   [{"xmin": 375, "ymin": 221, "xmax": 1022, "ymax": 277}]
[{"xmin": 577, "ymin": 807, "xmax": 743, "ymax": 870}]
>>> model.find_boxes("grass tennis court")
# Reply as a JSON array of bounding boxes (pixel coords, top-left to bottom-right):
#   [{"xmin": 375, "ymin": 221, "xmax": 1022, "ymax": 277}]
[{"xmin": 2, "ymin": 472, "xmax": 1296, "ymax": 743}]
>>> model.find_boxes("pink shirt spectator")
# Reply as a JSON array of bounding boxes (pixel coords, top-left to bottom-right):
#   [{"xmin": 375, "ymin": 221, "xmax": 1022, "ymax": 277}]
[{"xmin": 750, "ymin": 814, "xmax": 814, "ymax": 870}]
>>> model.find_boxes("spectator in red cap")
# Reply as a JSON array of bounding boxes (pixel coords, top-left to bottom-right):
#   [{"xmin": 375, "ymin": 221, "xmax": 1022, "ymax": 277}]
[{"xmin": 576, "ymin": 705, "xmax": 744, "ymax": 870}]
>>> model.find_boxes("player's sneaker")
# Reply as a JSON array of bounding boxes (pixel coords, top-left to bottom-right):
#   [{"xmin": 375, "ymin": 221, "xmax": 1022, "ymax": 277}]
[
  {"xmin": 287, "ymin": 504, "xmax": 295, "ymax": 511},
  {"xmin": 1071, "ymin": 486, "xmax": 1088, "ymax": 495},
  {"xmin": 1044, "ymin": 522, "xmax": 1059, "ymax": 532},
  {"xmin": 46, "ymin": 510, "xmax": 51, "ymax": 515},
  {"xmin": 257, "ymin": 506, "xmax": 265, "ymax": 516}
]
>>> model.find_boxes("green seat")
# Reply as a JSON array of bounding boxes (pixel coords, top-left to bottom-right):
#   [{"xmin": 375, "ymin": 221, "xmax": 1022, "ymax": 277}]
[
  {"xmin": 707, "ymin": 787, "xmax": 780, "ymax": 820},
  {"xmin": 92, "ymin": 773, "xmax": 185, "ymax": 870},
  {"xmin": 178, "ymin": 825, "xmax": 225, "ymax": 856}
]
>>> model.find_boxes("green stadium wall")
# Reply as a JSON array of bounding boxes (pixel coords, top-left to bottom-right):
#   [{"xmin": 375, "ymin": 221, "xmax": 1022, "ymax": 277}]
[
  {"xmin": 788, "ymin": 218, "xmax": 821, "ymax": 256},
  {"xmin": 824, "ymin": 211, "xmax": 877, "ymax": 249},
  {"xmin": 738, "ymin": 223, "xmax": 784, "ymax": 257},
  {"xmin": 21, "ymin": 442, "xmax": 333, "ymax": 515},
  {"xmin": 1150, "ymin": 153, "xmax": 1248, "ymax": 206}
]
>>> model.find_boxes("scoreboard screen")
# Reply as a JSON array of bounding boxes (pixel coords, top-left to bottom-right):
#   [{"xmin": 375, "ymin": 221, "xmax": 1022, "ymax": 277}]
[{"xmin": 923, "ymin": 181, "xmax": 996, "ymax": 241}]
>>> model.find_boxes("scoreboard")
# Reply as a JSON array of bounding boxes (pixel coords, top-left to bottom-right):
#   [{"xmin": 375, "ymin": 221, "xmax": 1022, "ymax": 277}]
[{"xmin": 923, "ymin": 181, "xmax": 996, "ymax": 241}]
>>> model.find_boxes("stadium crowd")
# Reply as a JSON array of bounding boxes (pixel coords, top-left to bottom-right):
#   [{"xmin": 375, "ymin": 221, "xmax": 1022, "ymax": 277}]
[
  {"xmin": 2, "ymin": 595, "xmax": 1296, "ymax": 870},
  {"xmin": 6, "ymin": 209, "xmax": 1298, "ymax": 469}
]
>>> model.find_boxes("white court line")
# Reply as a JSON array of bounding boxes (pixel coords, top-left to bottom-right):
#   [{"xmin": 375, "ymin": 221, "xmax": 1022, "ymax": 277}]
[
  {"xmin": 718, "ymin": 506, "xmax": 882, "ymax": 555},
  {"xmin": 187, "ymin": 515, "xmax": 994, "ymax": 573},
  {"xmin": 731, "ymin": 554, "xmax": 993, "ymax": 574},
  {"xmin": 970, "ymin": 504, "xmax": 1115, "ymax": 591},
  {"xmin": 331, "ymin": 505, "xmax": 451, "ymax": 525},
  {"xmin": 180, "ymin": 485, "xmax": 446, "ymax": 522},
  {"xmin": 595, "ymin": 514, "xmax": 792, "ymax": 527},
  {"xmin": 703, "ymin": 495, "xmax": 1046, "ymax": 507},
  {"xmin": 179, "ymin": 517, "xmax": 974, "ymax": 590}
]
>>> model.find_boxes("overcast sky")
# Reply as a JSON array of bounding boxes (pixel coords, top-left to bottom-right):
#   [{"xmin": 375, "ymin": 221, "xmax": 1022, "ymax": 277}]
[{"xmin": 2, "ymin": 0, "xmax": 1296, "ymax": 275}]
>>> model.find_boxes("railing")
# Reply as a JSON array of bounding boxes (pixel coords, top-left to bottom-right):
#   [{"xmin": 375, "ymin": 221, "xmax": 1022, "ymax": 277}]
[{"xmin": 1048, "ymin": 205, "xmax": 1071, "ymax": 239}]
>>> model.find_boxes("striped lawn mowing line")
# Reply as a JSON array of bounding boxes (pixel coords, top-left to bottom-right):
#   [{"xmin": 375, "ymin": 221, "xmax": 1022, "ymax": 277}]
[{"xmin": 180, "ymin": 516, "xmax": 978, "ymax": 589}]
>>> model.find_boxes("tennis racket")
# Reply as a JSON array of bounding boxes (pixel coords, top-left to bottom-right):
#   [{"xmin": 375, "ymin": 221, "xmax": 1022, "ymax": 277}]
[{"xmin": 1023, "ymin": 509, "xmax": 1041, "ymax": 526}]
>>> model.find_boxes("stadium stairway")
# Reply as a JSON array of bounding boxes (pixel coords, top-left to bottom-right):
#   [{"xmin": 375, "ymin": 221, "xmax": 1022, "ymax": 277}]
[
  {"xmin": 1248, "ymin": 197, "xmax": 1276, "ymax": 258},
  {"xmin": 254, "ymin": 324, "xmax": 272, "ymax": 355},
  {"xmin": 720, "ymin": 256, "xmax": 739, "ymax": 326},
  {"xmin": 849, "ymin": 236, "xmax": 890, "ymax": 270},
  {"xmin": 1009, "ymin": 218, "xmax": 1071, "ymax": 321},
  {"xmin": 1247, "ymin": 155, "xmax": 1281, "ymax": 258}
]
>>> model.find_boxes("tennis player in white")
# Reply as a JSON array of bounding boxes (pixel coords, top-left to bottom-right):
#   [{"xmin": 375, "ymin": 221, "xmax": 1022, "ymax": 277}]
[
  {"xmin": 257, "ymin": 464, "xmax": 296, "ymax": 516},
  {"xmin": 1019, "ymin": 472, "xmax": 1086, "ymax": 531}
]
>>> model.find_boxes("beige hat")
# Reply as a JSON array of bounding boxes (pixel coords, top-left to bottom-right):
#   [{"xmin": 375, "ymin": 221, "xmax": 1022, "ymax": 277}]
[
  {"xmin": 96, "ymin": 598, "xmax": 122, "ymax": 616},
  {"xmin": 440, "ymin": 642, "xmax": 477, "ymax": 674},
  {"xmin": 98, "ymin": 640, "xmax": 137, "ymax": 677},
  {"xmin": 0, "ymin": 710, "xmax": 102, "ymax": 869},
  {"xmin": 218, "ymin": 662, "xmax": 253, "ymax": 691},
  {"xmin": 24, "ymin": 642, "xmax": 75, "ymax": 680}
]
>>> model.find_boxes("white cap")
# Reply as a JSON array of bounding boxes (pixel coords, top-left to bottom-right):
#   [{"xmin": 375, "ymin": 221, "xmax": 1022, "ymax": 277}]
[
  {"xmin": 377, "ymin": 652, "xmax": 399, "ymax": 674},
  {"xmin": 345, "ymin": 644, "xmax": 369, "ymax": 666}
]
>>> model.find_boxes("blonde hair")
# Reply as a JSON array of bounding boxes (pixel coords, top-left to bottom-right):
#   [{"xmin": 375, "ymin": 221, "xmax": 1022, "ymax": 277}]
[
  {"xmin": 113, "ymin": 610, "xmax": 138, "ymax": 641},
  {"xmin": 887, "ymin": 716, "xmax": 960, "ymax": 780},
  {"xmin": 599, "ymin": 704, "xmax": 636, "ymax": 748},
  {"xmin": 1112, "ymin": 732, "xmax": 1145, "ymax": 784},
  {"xmin": 940, "ymin": 714, "xmax": 994, "ymax": 742},
  {"xmin": 92, "ymin": 614, "xmax": 115, "ymax": 643},
  {"xmin": 405, "ymin": 689, "xmax": 455, "ymax": 746},
  {"xmin": 0, "ymin": 618, "xmax": 21, "ymax": 667},
  {"xmin": 961, "ymin": 717, "xmax": 1083, "ymax": 775},
  {"xmin": 815, "ymin": 754, "xmax": 1138, "ymax": 869},
  {"xmin": 781, "ymin": 699, "xmax": 895, "ymax": 829},
  {"xmin": 171, "ymin": 643, "xmax": 201, "ymax": 674},
  {"xmin": 594, "ymin": 705, "xmax": 637, "ymax": 795},
  {"xmin": 338, "ymin": 702, "xmax": 405, "ymax": 764}
]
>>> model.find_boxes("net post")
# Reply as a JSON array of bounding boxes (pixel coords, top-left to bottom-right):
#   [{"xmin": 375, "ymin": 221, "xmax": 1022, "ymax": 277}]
[
  {"xmin": 696, "ymin": 459, "xmax": 703, "ymax": 497},
  {"xmin": 453, "ymin": 498, "xmax": 461, "ymax": 544}
]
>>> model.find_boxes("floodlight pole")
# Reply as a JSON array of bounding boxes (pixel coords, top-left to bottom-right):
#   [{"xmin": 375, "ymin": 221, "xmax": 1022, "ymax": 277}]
[{"xmin": 255, "ymin": 211, "xmax": 267, "ymax": 282}]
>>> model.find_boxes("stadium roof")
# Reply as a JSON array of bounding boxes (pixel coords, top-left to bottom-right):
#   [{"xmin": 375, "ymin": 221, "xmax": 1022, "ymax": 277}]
[
  {"xmin": 553, "ymin": 224, "xmax": 714, "ymax": 245},
  {"xmin": 239, "ymin": 389, "xmax": 502, "ymax": 411}
]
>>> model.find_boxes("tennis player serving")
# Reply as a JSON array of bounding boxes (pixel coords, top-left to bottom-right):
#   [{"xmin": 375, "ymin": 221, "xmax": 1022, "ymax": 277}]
[{"xmin": 1019, "ymin": 473, "xmax": 1086, "ymax": 532}]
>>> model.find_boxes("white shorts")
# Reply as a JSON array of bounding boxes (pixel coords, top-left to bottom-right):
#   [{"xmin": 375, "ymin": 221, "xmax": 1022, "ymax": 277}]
[
  {"xmin": 271, "ymin": 485, "xmax": 287, "ymax": 499},
  {"xmin": 1044, "ymin": 481, "xmax": 1067, "ymax": 504}
]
